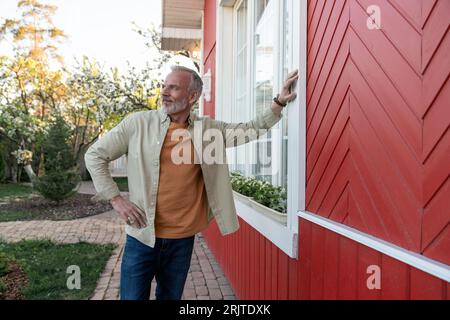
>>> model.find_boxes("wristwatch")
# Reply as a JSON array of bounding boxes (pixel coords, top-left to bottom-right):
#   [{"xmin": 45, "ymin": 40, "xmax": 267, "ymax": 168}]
[{"xmin": 273, "ymin": 94, "xmax": 287, "ymax": 107}]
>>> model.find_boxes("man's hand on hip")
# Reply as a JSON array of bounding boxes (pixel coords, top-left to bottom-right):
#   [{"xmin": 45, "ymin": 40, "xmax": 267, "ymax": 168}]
[{"xmin": 110, "ymin": 195, "xmax": 147, "ymax": 229}]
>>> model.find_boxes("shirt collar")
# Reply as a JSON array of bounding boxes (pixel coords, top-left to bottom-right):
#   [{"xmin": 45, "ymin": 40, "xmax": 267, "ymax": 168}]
[{"xmin": 158, "ymin": 108, "xmax": 198, "ymax": 127}]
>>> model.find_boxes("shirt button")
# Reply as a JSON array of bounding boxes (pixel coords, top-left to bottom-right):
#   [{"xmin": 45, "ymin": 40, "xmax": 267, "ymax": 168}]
[
  {"xmin": 153, "ymin": 160, "xmax": 159, "ymax": 166},
  {"xmin": 157, "ymin": 141, "xmax": 160, "ymax": 145}
]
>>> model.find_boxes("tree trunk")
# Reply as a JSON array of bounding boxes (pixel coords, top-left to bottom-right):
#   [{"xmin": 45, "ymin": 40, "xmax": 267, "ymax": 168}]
[
  {"xmin": 76, "ymin": 144, "xmax": 91, "ymax": 180},
  {"xmin": 24, "ymin": 164, "xmax": 36, "ymax": 182},
  {"xmin": 10, "ymin": 163, "xmax": 17, "ymax": 183},
  {"xmin": 37, "ymin": 150, "xmax": 45, "ymax": 176}
]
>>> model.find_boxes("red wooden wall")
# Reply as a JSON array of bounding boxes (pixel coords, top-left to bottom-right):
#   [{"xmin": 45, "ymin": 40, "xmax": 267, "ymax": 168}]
[
  {"xmin": 202, "ymin": 0, "xmax": 449, "ymax": 299},
  {"xmin": 202, "ymin": 0, "xmax": 216, "ymax": 118},
  {"xmin": 305, "ymin": 0, "xmax": 449, "ymax": 266}
]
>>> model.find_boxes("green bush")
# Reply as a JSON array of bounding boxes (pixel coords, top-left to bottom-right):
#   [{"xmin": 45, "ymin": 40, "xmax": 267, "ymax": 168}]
[
  {"xmin": 230, "ymin": 172, "xmax": 287, "ymax": 213},
  {"xmin": 33, "ymin": 116, "xmax": 80, "ymax": 203},
  {"xmin": 33, "ymin": 170, "xmax": 81, "ymax": 203},
  {"xmin": 42, "ymin": 116, "xmax": 75, "ymax": 172}
]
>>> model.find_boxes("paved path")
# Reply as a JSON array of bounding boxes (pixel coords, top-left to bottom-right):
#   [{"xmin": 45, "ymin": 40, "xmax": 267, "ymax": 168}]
[{"xmin": 0, "ymin": 181, "xmax": 236, "ymax": 300}]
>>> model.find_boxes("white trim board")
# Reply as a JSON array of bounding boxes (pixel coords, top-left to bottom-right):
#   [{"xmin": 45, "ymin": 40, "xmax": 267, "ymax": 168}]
[
  {"xmin": 235, "ymin": 198, "xmax": 298, "ymax": 258},
  {"xmin": 298, "ymin": 211, "xmax": 450, "ymax": 283}
]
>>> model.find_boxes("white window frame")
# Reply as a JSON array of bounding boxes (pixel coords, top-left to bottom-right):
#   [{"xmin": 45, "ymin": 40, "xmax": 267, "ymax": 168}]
[{"xmin": 216, "ymin": 0, "xmax": 306, "ymax": 258}]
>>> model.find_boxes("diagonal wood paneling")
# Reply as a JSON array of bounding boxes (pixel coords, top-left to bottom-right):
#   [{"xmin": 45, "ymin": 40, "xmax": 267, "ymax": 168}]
[{"xmin": 306, "ymin": 0, "xmax": 450, "ymax": 265}]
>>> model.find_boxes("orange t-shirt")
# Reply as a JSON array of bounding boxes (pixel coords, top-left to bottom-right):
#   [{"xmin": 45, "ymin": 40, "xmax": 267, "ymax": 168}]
[{"xmin": 155, "ymin": 121, "xmax": 209, "ymax": 238}]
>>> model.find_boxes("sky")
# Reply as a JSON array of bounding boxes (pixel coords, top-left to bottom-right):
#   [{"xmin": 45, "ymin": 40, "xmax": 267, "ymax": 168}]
[{"xmin": 0, "ymin": 0, "xmax": 163, "ymax": 73}]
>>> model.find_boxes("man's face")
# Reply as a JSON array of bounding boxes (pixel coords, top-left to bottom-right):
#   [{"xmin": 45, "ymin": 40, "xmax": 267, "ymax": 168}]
[{"xmin": 161, "ymin": 71, "xmax": 193, "ymax": 115}]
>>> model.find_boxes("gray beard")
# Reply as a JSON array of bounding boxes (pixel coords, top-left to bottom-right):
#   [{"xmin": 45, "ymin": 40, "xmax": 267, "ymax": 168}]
[{"xmin": 162, "ymin": 99, "xmax": 188, "ymax": 114}]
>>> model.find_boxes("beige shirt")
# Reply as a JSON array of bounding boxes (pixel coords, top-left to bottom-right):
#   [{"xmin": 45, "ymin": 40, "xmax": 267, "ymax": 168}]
[{"xmin": 85, "ymin": 107, "xmax": 282, "ymax": 247}]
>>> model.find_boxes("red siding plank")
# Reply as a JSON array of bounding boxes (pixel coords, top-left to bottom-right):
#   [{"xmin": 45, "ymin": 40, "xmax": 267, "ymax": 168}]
[
  {"xmin": 264, "ymin": 237, "xmax": 271, "ymax": 300},
  {"xmin": 338, "ymin": 236, "xmax": 358, "ymax": 299},
  {"xmin": 381, "ymin": 254, "xmax": 410, "ymax": 299},
  {"xmin": 421, "ymin": 0, "xmax": 450, "ymax": 72},
  {"xmin": 422, "ymin": 177, "xmax": 450, "ymax": 252},
  {"xmin": 310, "ymin": 224, "xmax": 326, "ymax": 299},
  {"xmin": 271, "ymin": 243, "xmax": 278, "ymax": 300},
  {"xmin": 422, "ymin": 224, "xmax": 450, "ymax": 266},
  {"xmin": 298, "ymin": 219, "xmax": 312, "ymax": 299},
  {"xmin": 288, "ymin": 254, "xmax": 299, "ymax": 300},
  {"xmin": 259, "ymin": 232, "xmax": 266, "ymax": 300},
  {"xmin": 422, "ymin": 29, "xmax": 450, "ymax": 116},
  {"xmin": 277, "ymin": 248, "xmax": 289, "ymax": 300},
  {"xmin": 422, "ymin": 77, "xmax": 450, "ymax": 161},
  {"xmin": 410, "ymin": 268, "xmax": 446, "ymax": 300},
  {"xmin": 323, "ymin": 228, "xmax": 340, "ymax": 299}
]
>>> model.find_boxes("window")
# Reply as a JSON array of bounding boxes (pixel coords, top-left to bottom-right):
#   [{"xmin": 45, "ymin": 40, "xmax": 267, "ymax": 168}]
[
  {"xmin": 230, "ymin": 0, "xmax": 288, "ymax": 190},
  {"xmin": 216, "ymin": 0, "xmax": 306, "ymax": 258}
]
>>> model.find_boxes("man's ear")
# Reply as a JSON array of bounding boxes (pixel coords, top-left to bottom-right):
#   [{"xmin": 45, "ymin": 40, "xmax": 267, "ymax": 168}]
[{"xmin": 189, "ymin": 91, "xmax": 200, "ymax": 105}]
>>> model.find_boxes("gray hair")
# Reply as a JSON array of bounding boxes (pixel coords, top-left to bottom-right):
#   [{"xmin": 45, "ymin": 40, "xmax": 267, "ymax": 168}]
[{"xmin": 170, "ymin": 65, "xmax": 203, "ymax": 96}]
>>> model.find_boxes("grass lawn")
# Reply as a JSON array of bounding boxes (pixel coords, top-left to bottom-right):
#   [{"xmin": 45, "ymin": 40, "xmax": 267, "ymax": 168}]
[
  {"xmin": 113, "ymin": 177, "xmax": 128, "ymax": 192},
  {"xmin": 0, "ymin": 184, "xmax": 36, "ymax": 222},
  {"xmin": 0, "ymin": 211, "xmax": 36, "ymax": 222},
  {"xmin": 0, "ymin": 240, "xmax": 116, "ymax": 300},
  {"xmin": 0, "ymin": 183, "xmax": 34, "ymax": 200}
]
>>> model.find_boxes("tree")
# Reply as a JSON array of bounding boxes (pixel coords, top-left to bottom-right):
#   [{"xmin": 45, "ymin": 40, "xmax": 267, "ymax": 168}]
[
  {"xmin": 0, "ymin": 0, "xmax": 66, "ymax": 64},
  {"xmin": 65, "ymin": 57, "xmax": 161, "ymax": 179},
  {"xmin": 42, "ymin": 115, "xmax": 74, "ymax": 172},
  {"xmin": 0, "ymin": 0, "xmax": 67, "ymax": 181},
  {"xmin": 0, "ymin": 54, "xmax": 64, "ymax": 182},
  {"xmin": 33, "ymin": 116, "xmax": 80, "ymax": 204}
]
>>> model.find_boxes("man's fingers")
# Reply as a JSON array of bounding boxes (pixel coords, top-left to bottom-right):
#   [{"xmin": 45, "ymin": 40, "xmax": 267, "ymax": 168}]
[
  {"xmin": 280, "ymin": 92, "xmax": 297, "ymax": 104},
  {"xmin": 286, "ymin": 92, "xmax": 297, "ymax": 101},
  {"xmin": 284, "ymin": 74, "xmax": 299, "ymax": 90},
  {"xmin": 132, "ymin": 206, "xmax": 147, "ymax": 224},
  {"xmin": 128, "ymin": 210, "xmax": 145, "ymax": 228},
  {"xmin": 287, "ymin": 69, "xmax": 299, "ymax": 79},
  {"xmin": 116, "ymin": 202, "xmax": 148, "ymax": 228}
]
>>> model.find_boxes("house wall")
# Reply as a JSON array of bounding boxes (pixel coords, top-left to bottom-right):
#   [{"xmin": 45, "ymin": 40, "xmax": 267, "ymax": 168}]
[
  {"xmin": 202, "ymin": 0, "xmax": 449, "ymax": 299},
  {"xmin": 203, "ymin": 0, "xmax": 216, "ymax": 118}
]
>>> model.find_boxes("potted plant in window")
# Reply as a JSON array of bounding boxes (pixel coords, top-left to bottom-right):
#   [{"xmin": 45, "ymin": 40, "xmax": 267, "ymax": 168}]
[{"xmin": 230, "ymin": 172, "xmax": 287, "ymax": 224}]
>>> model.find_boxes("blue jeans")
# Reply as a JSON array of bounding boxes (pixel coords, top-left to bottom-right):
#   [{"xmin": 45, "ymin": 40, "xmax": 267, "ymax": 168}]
[{"xmin": 120, "ymin": 234, "xmax": 195, "ymax": 300}]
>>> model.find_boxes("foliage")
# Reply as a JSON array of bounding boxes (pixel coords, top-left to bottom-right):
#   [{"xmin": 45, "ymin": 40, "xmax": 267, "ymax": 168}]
[
  {"xmin": 0, "ymin": 143, "xmax": 6, "ymax": 183},
  {"xmin": 113, "ymin": 177, "xmax": 129, "ymax": 192},
  {"xmin": 42, "ymin": 116, "xmax": 74, "ymax": 172},
  {"xmin": 11, "ymin": 149, "xmax": 33, "ymax": 165},
  {"xmin": 230, "ymin": 172, "xmax": 287, "ymax": 213},
  {"xmin": 0, "ymin": 0, "xmax": 66, "ymax": 64},
  {"xmin": 0, "ymin": 251, "xmax": 10, "ymax": 295},
  {"xmin": 0, "ymin": 251, "xmax": 9, "ymax": 277},
  {"xmin": 33, "ymin": 170, "xmax": 80, "ymax": 203},
  {"xmin": 0, "ymin": 3, "xmax": 197, "ymax": 183}
]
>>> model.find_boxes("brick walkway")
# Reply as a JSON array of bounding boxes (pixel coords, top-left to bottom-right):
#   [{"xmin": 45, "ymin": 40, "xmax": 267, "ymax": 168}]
[{"xmin": 0, "ymin": 182, "xmax": 236, "ymax": 300}]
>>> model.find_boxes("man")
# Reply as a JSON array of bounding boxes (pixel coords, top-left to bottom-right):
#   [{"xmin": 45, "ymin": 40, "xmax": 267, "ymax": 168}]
[{"xmin": 85, "ymin": 66, "xmax": 299, "ymax": 300}]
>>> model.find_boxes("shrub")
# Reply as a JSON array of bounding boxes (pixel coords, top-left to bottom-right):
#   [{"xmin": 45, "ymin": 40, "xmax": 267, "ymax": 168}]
[
  {"xmin": 33, "ymin": 116, "xmax": 80, "ymax": 203},
  {"xmin": 42, "ymin": 116, "xmax": 75, "ymax": 172},
  {"xmin": 33, "ymin": 170, "xmax": 81, "ymax": 204},
  {"xmin": 230, "ymin": 172, "xmax": 287, "ymax": 213}
]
